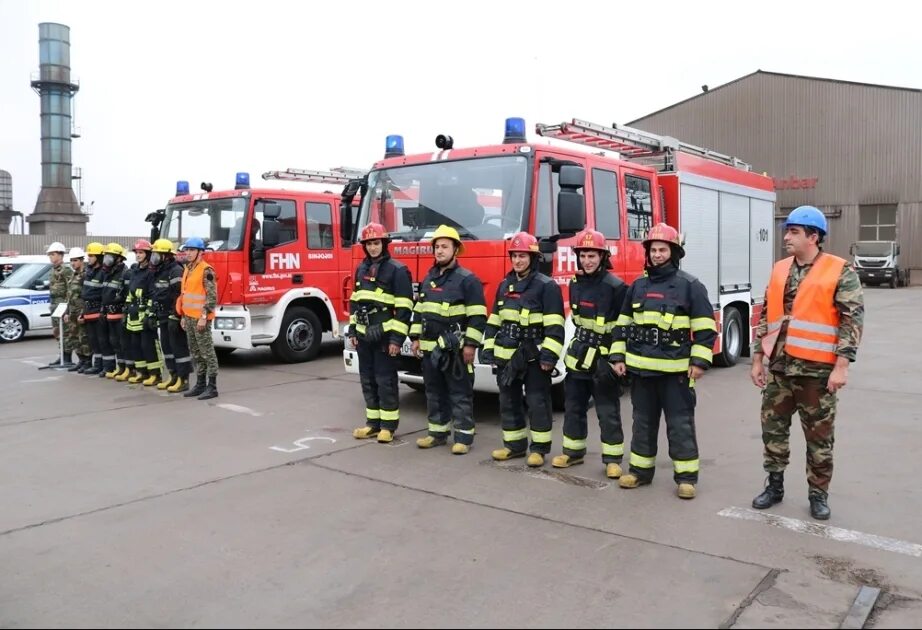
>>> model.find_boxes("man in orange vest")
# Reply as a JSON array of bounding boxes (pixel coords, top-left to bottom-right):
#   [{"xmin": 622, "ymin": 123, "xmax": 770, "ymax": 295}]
[
  {"xmin": 177, "ymin": 237, "xmax": 220, "ymax": 400},
  {"xmin": 750, "ymin": 206, "xmax": 864, "ymax": 520}
]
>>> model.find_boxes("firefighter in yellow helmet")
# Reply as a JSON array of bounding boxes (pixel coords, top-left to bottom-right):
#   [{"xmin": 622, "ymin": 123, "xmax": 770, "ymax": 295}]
[
  {"xmin": 99, "ymin": 243, "xmax": 130, "ymax": 379},
  {"xmin": 149, "ymin": 238, "xmax": 192, "ymax": 393},
  {"xmin": 79, "ymin": 242, "xmax": 107, "ymax": 375},
  {"xmin": 610, "ymin": 223, "xmax": 717, "ymax": 499},
  {"xmin": 410, "ymin": 225, "xmax": 487, "ymax": 454}
]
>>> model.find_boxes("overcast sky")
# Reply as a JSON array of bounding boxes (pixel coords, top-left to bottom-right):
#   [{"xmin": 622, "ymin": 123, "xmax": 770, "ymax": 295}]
[{"xmin": 1, "ymin": 0, "xmax": 918, "ymax": 236}]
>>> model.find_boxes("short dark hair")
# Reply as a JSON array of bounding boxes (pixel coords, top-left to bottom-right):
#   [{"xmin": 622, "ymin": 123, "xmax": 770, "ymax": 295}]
[{"xmin": 802, "ymin": 226, "xmax": 825, "ymax": 244}]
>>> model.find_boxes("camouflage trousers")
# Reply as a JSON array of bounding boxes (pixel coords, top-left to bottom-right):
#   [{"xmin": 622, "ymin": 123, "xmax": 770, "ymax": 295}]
[
  {"xmin": 761, "ymin": 372, "xmax": 837, "ymax": 496},
  {"xmin": 184, "ymin": 316, "xmax": 218, "ymax": 377},
  {"xmin": 65, "ymin": 317, "xmax": 91, "ymax": 357}
]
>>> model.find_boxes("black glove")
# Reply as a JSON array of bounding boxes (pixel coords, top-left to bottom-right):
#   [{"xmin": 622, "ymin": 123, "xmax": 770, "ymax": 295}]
[
  {"xmin": 594, "ymin": 357, "xmax": 621, "ymax": 388},
  {"xmin": 364, "ymin": 323, "xmax": 384, "ymax": 343},
  {"xmin": 145, "ymin": 313, "xmax": 159, "ymax": 332},
  {"xmin": 479, "ymin": 347, "xmax": 494, "ymax": 365},
  {"xmin": 498, "ymin": 348, "xmax": 527, "ymax": 388}
]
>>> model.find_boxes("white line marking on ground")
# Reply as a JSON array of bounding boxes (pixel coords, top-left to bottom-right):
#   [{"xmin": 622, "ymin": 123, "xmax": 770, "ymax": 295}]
[
  {"xmin": 216, "ymin": 403, "xmax": 264, "ymax": 417},
  {"xmin": 718, "ymin": 506, "xmax": 922, "ymax": 558},
  {"xmin": 269, "ymin": 436, "xmax": 336, "ymax": 453},
  {"xmin": 20, "ymin": 360, "xmax": 46, "ymax": 367},
  {"xmin": 21, "ymin": 376, "xmax": 62, "ymax": 383}
]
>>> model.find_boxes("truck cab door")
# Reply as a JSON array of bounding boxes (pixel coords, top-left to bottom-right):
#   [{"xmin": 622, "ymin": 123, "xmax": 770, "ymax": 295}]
[{"xmin": 246, "ymin": 198, "xmax": 301, "ymax": 305}]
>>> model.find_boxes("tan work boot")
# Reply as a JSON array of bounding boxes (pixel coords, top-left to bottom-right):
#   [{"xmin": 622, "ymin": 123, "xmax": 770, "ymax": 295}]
[
  {"xmin": 491, "ymin": 447, "xmax": 526, "ymax": 461},
  {"xmin": 451, "ymin": 443, "xmax": 469, "ymax": 455},
  {"xmin": 353, "ymin": 426, "xmax": 380, "ymax": 440},
  {"xmin": 115, "ymin": 368, "xmax": 131, "ymax": 382},
  {"xmin": 677, "ymin": 483, "xmax": 696, "ymax": 499},
  {"xmin": 166, "ymin": 377, "xmax": 188, "ymax": 393},
  {"xmin": 105, "ymin": 366, "xmax": 122, "ymax": 379},
  {"xmin": 377, "ymin": 429, "xmax": 394, "ymax": 443},
  {"xmin": 416, "ymin": 436, "xmax": 447, "ymax": 449},
  {"xmin": 128, "ymin": 370, "xmax": 145, "ymax": 384},
  {"xmin": 142, "ymin": 373, "xmax": 160, "ymax": 387},
  {"xmin": 551, "ymin": 454, "xmax": 583, "ymax": 468},
  {"xmin": 526, "ymin": 453, "xmax": 545, "ymax": 468},
  {"xmin": 606, "ymin": 463, "xmax": 623, "ymax": 479},
  {"xmin": 619, "ymin": 473, "xmax": 646, "ymax": 489},
  {"xmin": 157, "ymin": 375, "xmax": 175, "ymax": 390}
]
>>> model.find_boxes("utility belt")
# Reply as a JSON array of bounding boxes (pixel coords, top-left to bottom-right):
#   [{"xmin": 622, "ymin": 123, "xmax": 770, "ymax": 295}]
[
  {"xmin": 83, "ymin": 299, "xmax": 102, "ymax": 312},
  {"xmin": 354, "ymin": 305, "xmax": 392, "ymax": 327},
  {"xmin": 421, "ymin": 318, "xmax": 462, "ymax": 341},
  {"xmin": 104, "ymin": 303, "xmax": 124, "ymax": 315},
  {"xmin": 500, "ymin": 322, "xmax": 543, "ymax": 341},
  {"xmin": 574, "ymin": 326, "xmax": 610, "ymax": 348},
  {"xmin": 628, "ymin": 325, "xmax": 688, "ymax": 347}
]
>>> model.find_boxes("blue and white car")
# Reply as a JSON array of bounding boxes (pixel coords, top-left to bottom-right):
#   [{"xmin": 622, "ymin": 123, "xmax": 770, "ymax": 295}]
[{"xmin": 0, "ymin": 257, "xmax": 53, "ymax": 343}]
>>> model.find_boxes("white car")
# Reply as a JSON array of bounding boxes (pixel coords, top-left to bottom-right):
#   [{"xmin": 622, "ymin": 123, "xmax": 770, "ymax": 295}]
[{"xmin": 0, "ymin": 258, "xmax": 54, "ymax": 342}]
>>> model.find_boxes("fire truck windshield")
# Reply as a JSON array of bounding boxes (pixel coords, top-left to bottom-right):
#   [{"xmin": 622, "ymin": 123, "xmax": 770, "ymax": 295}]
[
  {"xmin": 161, "ymin": 197, "xmax": 251, "ymax": 251},
  {"xmin": 358, "ymin": 155, "xmax": 528, "ymax": 241}
]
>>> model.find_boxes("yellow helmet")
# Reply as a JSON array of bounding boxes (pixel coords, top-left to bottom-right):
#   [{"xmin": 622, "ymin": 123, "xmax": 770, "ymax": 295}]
[
  {"xmin": 152, "ymin": 238, "xmax": 174, "ymax": 254},
  {"xmin": 85, "ymin": 242, "xmax": 105, "ymax": 256},
  {"xmin": 429, "ymin": 224, "xmax": 464, "ymax": 256},
  {"xmin": 104, "ymin": 242, "xmax": 125, "ymax": 257}
]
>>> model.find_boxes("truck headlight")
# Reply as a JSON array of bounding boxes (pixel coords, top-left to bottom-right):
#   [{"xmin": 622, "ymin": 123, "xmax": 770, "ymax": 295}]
[{"xmin": 215, "ymin": 317, "xmax": 246, "ymax": 331}]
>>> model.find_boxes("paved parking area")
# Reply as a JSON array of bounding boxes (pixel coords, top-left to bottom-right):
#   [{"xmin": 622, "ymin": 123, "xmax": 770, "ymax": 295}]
[{"xmin": 2, "ymin": 287, "xmax": 921, "ymax": 627}]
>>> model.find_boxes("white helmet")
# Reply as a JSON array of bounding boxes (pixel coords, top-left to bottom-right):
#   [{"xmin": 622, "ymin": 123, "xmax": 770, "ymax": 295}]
[
  {"xmin": 46, "ymin": 241, "xmax": 67, "ymax": 254},
  {"xmin": 68, "ymin": 247, "xmax": 86, "ymax": 260}
]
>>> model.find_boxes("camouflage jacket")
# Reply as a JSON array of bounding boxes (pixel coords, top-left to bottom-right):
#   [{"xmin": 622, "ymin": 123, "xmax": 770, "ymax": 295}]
[
  {"xmin": 49, "ymin": 263, "xmax": 74, "ymax": 308},
  {"xmin": 752, "ymin": 253, "xmax": 864, "ymax": 377},
  {"xmin": 66, "ymin": 267, "xmax": 86, "ymax": 317}
]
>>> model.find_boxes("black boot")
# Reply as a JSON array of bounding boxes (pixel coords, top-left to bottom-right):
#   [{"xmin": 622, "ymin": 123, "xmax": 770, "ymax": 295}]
[
  {"xmin": 752, "ymin": 472, "xmax": 785, "ymax": 509},
  {"xmin": 809, "ymin": 493, "xmax": 831, "ymax": 520},
  {"xmin": 68, "ymin": 355, "xmax": 86, "ymax": 372},
  {"xmin": 197, "ymin": 375, "xmax": 218, "ymax": 400},
  {"xmin": 77, "ymin": 356, "xmax": 92, "ymax": 373},
  {"xmin": 184, "ymin": 372, "xmax": 207, "ymax": 397},
  {"xmin": 84, "ymin": 357, "xmax": 103, "ymax": 375}
]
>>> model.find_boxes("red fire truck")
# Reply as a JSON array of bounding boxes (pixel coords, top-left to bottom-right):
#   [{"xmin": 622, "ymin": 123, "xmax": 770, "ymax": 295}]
[
  {"xmin": 341, "ymin": 118, "xmax": 776, "ymax": 406},
  {"xmin": 149, "ymin": 169, "xmax": 362, "ymax": 362}
]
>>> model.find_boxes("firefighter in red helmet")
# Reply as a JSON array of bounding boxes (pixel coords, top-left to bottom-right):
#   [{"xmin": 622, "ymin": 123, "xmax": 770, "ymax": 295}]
[
  {"xmin": 350, "ymin": 223, "xmax": 414, "ymax": 444},
  {"xmin": 610, "ymin": 223, "xmax": 716, "ymax": 499},
  {"xmin": 482, "ymin": 231, "xmax": 565, "ymax": 467},
  {"xmin": 551, "ymin": 229, "xmax": 629, "ymax": 478},
  {"xmin": 120, "ymin": 239, "xmax": 163, "ymax": 386}
]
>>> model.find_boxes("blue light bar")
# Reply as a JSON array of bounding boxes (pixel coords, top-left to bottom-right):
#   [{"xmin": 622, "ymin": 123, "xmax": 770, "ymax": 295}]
[
  {"xmin": 235, "ymin": 172, "xmax": 250, "ymax": 189},
  {"xmin": 503, "ymin": 117, "xmax": 527, "ymax": 144},
  {"xmin": 385, "ymin": 134, "xmax": 405, "ymax": 158},
  {"xmin": 176, "ymin": 180, "xmax": 190, "ymax": 195}
]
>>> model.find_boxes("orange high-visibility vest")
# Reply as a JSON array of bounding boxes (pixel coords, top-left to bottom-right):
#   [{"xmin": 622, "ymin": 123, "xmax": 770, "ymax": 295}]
[
  {"xmin": 179, "ymin": 261, "xmax": 215, "ymax": 320},
  {"xmin": 765, "ymin": 254, "xmax": 845, "ymax": 364}
]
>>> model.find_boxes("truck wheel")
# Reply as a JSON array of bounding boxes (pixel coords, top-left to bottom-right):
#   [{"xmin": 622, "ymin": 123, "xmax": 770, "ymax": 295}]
[
  {"xmin": 215, "ymin": 347, "xmax": 235, "ymax": 361},
  {"xmin": 271, "ymin": 306, "xmax": 322, "ymax": 363},
  {"xmin": 889, "ymin": 275, "xmax": 897, "ymax": 289},
  {"xmin": 0, "ymin": 312, "xmax": 26, "ymax": 343},
  {"xmin": 714, "ymin": 307, "xmax": 743, "ymax": 367}
]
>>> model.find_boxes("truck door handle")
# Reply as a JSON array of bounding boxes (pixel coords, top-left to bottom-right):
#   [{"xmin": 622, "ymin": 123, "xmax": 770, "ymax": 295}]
[{"xmin": 293, "ymin": 274, "xmax": 303, "ymax": 285}]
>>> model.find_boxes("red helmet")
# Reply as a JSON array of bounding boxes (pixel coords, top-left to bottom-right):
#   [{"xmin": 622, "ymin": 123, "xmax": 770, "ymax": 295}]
[
  {"xmin": 133, "ymin": 239, "xmax": 152, "ymax": 252},
  {"xmin": 360, "ymin": 222, "xmax": 390, "ymax": 243},
  {"xmin": 508, "ymin": 232, "xmax": 539, "ymax": 254},
  {"xmin": 573, "ymin": 229, "xmax": 607, "ymax": 252},
  {"xmin": 643, "ymin": 223, "xmax": 685, "ymax": 258}
]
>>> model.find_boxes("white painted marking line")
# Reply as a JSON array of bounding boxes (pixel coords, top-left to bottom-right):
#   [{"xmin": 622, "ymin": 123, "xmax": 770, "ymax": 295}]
[
  {"xmin": 216, "ymin": 403, "xmax": 264, "ymax": 417},
  {"xmin": 719, "ymin": 506, "xmax": 922, "ymax": 558},
  {"xmin": 20, "ymin": 360, "xmax": 46, "ymax": 367},
  {"xmin": 269, "ymin": 436, "xmax": 337, "ymax": 453},
  {"xmin": 22, "ymin": 376, "xmax": 62, "ymax": 383}
]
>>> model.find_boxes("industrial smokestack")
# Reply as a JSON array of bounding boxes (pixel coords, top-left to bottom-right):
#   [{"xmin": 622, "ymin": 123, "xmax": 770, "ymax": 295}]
[
  {"xmin": 0, "ymin": 169, "xmax": 18, "ymax": 234},
  {"xmin": 26, "ymin": 23, "xmax": 88, "ymax": 235}
]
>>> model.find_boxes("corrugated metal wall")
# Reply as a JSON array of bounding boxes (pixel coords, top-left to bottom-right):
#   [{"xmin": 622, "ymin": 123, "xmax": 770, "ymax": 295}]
[
  {"xmin": 630, "ymin": 72, "xmax": 922, "ymax": 270},
  {"xmin": 1, "ymin": 234, "xmax": 148, "ymax": 255}
]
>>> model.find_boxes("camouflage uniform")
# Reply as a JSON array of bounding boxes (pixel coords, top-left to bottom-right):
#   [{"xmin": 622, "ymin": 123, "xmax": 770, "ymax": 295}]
[
  {"xmin": 49, "ymin": 263, "xmax": 74, "ymax": 350},
  {"xmin": 752, "ymin": 255, "xmax": 864, "ymax": 497},
  {"xmin": 183, "ymin": 263, "xmax": 219, "ymax": 377},
  {"xmin": 65, "ymin": 266, "xmax": 91, "ymax": 358}
]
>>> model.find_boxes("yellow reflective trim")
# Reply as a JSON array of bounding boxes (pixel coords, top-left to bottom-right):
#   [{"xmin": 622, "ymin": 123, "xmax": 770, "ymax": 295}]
[
  {"xmin": 564, "ymin": 355, "xmax": 580, "ymax": 370},
  {"xmin": 691, "ymin": 317, "xmax": 718, "ymax": 332},
  {"xmin": 625, "ymin": 352, "xmax": 689, "ymax": 373},
  {"xmin": 466, "ymin": 305, "xmax": 488, "ymax": 317},
  {"xmin": 615, "ymin": 314, "xmax": 634, "ymax": 325},
  {"xmin": 519, "ymin": 308, "xmax": 530, "ymax": 325},
  {"xmin": 543, "ymin": 314, "xmax": 565, "ymax": 327},
  {"xmin": 419, "ymin": 339, "xmax": 437, "ymax": 351},
  {"xmin": 530, "ymin": 430, "xmax": 552, "ymax": 444},
  {"xmin": 494, "ymin": 346, "xmax": 517, "ymax": 359},
  {"xmin": 354, "ymin": 324, "xmax": 367, "ymax": 335},
  {"xmin": 690, "ymin": 345, "xmax": 713, "ymax": 362},
  {"xmin": 349, "ymin": 314, "xmax": 357, "ymax": 325},
  {"xmin": 563, "ymin": 436, "xmax": 587, "ymax": 450},
  {"xmin": 380, "ymin": 409, "xmax": 399, "ymax": 421},
  {"xmin": 409, "ymin": 323, "xmax": 422, "ymax": 336},
  {"xmin": 630, "ymin": 452, "xmax": 656, "ymax": 468},
  {"xmin": 541, "ymin": 338, "xmax": 563, "ymax": 356},
  {"xmin": 429, "ymin": 422, "xmax": 451, "ymax": 433},
  {"xmin": 350, "ymin": 290, "xmax": 396, "ymax": 305},
  {"xmin": 465, "ymin": 328, "xmax": 484, "ymax": 343},
  {"xmin": 384, "ymin": 320, "xmax": 409, "ymax": 335},
  {"xmin": 503, "ymin": 429, "xmax": 528, "ymax": 442},
  {"xmin": 610, "ymin": 341, "xmax": 627, "ymax": 354},
  {"xmin": 581, "ymin": 346, "xmax": 597, "ymax": 369},
  {"xmin": 366, "ymin": 408, "xmax": 381, "ymax": 420},
  {"xmin": 394, "ymin": 297, "xmax": 414, "ymax": 310},
  {"xmin": 602, "ymin": 442, "xmax": 624, "ymax": 457},
  {"xmin": 499, "ymin": 308, "xmax": 521, "ymax": 321},
  {"xmin": 487, "ymin": 313, "xmax": 502, "ymax": 325},
  {"xmin": 482, "ymin": 338, "xmax": 496, "ymax": 350},
  {"xmin": 673, "ymin": 458, "xmax": 699, "ymax": 473}
]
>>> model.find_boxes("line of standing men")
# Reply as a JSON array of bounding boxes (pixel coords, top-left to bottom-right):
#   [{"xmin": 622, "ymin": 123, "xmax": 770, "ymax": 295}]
[
  {"xmin": 350, "ymin": 221, "xmax": 716, "ymax": 500},
  {"xmin": 44, "ymin": 237, "xmax": 221, "ymax": 401}
]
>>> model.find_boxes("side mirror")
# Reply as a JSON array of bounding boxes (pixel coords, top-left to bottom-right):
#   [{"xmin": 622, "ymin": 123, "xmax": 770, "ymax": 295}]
[
  {"xmin": 557, "ymin": 190, "xmax": 586, "ymax": 235},
  {"xmin": 340, "ymin": 202, "xmax": 354, "ymax": 247},
  {"xmin": 250, "ymin": 250, "xmax": 266, "ymax": 275},
  {"xmin": 558, "ymin": 165, "xmax": 585, "ymax": 189},
  {"xmin": 849, "ymin": 243, "xmax": 856, "ymax": 256},
  {"xmin": 537, "ymin": 239, "xmax": 556, "ymax": 276},
  {"xmin": 263, "ymin": 203, "xmax": 282, "ymax": 220},
  {"xmin": 262, "ymin": 220, "xmax": 280, "ymax": 248}
]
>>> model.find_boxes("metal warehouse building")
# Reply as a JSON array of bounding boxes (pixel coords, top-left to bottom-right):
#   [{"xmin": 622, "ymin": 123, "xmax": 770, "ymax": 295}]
[{"xmin": 629, "ymin": 70, "xmax": 922, "ymax": 276}]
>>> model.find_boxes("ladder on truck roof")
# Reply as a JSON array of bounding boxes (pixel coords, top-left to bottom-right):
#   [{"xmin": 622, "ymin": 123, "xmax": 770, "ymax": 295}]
[
  {"xmin": 534, "ymin": 118, "xmax": 751, "ymax": 172},
  {"xmin": 261, "ymin": 167, "xmax": 367, "ymax": 185}
]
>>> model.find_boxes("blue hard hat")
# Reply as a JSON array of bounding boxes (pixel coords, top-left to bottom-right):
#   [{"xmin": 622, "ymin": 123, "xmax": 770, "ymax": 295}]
[
  {"xmin": 784, "ymin": 205, "xmax": 827, "ymax": 234},
  {"xmin": 181, "ymin": 236, "xmax": 206, "ymax": 250}
]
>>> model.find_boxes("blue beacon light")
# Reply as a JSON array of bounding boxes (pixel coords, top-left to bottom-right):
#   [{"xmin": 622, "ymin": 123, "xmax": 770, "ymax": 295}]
[
  {"xmin": 503, "ymin": 117, "xmax": 527, "ymax": 144},
  {"xmin": 176, "ymin": 180, "xmax": 190, "ymax": 195},
  {"xmin": 235, "ymin": 172, "xmax": 250, "ymax": 189},
  {"xmin": 385, "ymin": 134, "xmax": 405, "ymax": 158}
]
